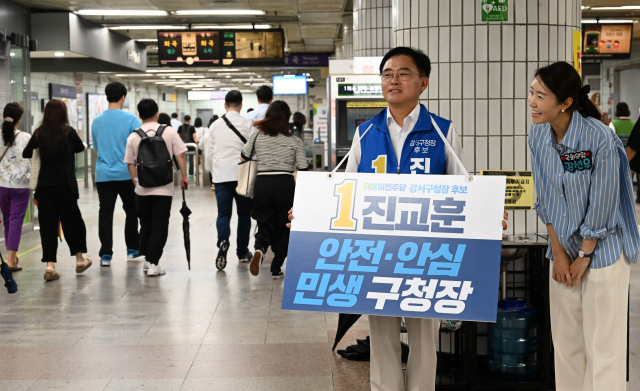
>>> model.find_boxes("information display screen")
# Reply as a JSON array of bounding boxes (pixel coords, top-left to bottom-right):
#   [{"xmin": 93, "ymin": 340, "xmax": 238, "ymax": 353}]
[
  {"xmin": 272, "ymin": 75, "xmax": 307, "ymax": 95},
  {"xmin": 582, "ymin": 23, "xmax": 633, "ymax": 59},
  {"xmin": 158, "ymin": 29, "xmax": 284, "ymax": 67},
  {"xmin": 336, "ymin": 100, "xmax": 387, "ymax": 146}
]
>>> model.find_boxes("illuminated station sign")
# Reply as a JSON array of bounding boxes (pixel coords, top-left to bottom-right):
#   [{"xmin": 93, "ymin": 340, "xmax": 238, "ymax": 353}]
[{"xmin": 157, "ymin": 29, "xmax": 285, "ymax": 67}]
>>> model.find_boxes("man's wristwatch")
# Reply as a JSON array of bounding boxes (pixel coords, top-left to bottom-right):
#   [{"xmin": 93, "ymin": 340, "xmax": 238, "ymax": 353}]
[{"xmin": 578, "ymin": 249, "xmax": 593, "ymax": 258}]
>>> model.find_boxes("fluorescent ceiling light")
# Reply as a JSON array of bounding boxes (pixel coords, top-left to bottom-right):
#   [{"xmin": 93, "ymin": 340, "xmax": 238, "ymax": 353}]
[
  {"xmin": 9, "ymin": 52, "xmax": 15, "ymax": 57},
  {"xmin": 193, "ymin": 25, "xmax": 271, "ymax": 29},
  {"xmin": 54, "ymin": 52, "xmax": 65, "ymax": 57},
  {"xmin": 136, "ymin": 39, "xmax": 158, "ymax": 42},
  {"xmin": 582, "ymin": 19, "xmax": 634, "ymax": 23},
  {"xmin": 169, "ymin": 75, "xmax": 206, "ymax": 79},
  {"xmin": 208, "ymin": 69, "xmax": 240, "ymax": 72},
  {"xmin": 175, "ymin": 10, "xmax": 265, "ymax": 15},
  {"xmin": 590, "ymin": 6, "xmax": 640, "ymax": 10},
  {"xmin": 146, "ymin": 69, "xmax": 184, "ymax": 73},
  {"xmin": 77, "ymin": 10, "xmax": 168, "ymax": 16},
  {"xmin": 109, "ymin": 25, "xmax": 187, "ymax": 30}
]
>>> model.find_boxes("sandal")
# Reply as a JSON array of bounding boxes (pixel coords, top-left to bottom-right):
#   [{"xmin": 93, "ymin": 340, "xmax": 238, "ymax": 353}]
[
  {"xmin": 44, "ymin": 268, "xmax": 60, "ymax": 281},
  {"xmin": 76, "ymin": 255, "xmax": 92, "ymax": 274},
  {"xmin": 9, "ymin": 258, "xmax": 22, "ymax": 272}
]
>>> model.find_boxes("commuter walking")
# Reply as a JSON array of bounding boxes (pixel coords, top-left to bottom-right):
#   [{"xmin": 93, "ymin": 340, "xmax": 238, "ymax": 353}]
[
  {"xmin": 207, "ymin": 91, "xmax": 253, "ymax": 270},
  {"xmin": 289, "ymin": 111, "xmax": 306, "ymax": 139},
  {"xmin": 23, "ymin": 99, "xmax": 91, "ymax": 281},
  {"xmin": 178, "ymin": 115, "xmax": 198, "ymax": 176},
  {"xmin": 0, "ymin": 103, "xmax": 31, "ymax": 272},
  {"xmin": 624, "ymin": 117, "xmax": 640, "ymax": 202},
  {"xmin": 245, "ymin": 101, "xmax": 308, "ymax": 278},
  {"xmin": 124, "ymin": 99, "xmax": 188, "ymax": 277},
  {"xmin": 528, "ymin": 62, "xmax": 639, "ymax": 391},
  {"xmin": 609, "ymin": 102, "xmax": 636, "ymax": 145},
  {"xmin": 194, "ymin": 117, "xmax": 206, "ymax": 145},
  {"xmin": 246, "ymin": 86, "xmax": 272, "ymax": 123},
  {"xmin": 170, "ymin": 113, "xmax": 182, "ymax": 130},
  {"xmin": 91, "ymin": 82, "xmax": 143, "ymax": 267}
]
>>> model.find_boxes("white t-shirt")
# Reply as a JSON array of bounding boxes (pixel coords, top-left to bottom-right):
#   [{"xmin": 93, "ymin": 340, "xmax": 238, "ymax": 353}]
[
  {"xmin": 206, "ymin": 111, "xmax": 252, "ymax": 183},
  {"xmin": 246, "ymin": 103, "xmax": 270, "ymax": 123},
  {"xmin": 0, "ymin": 131, "xmax": 31, "ymax": 189}
]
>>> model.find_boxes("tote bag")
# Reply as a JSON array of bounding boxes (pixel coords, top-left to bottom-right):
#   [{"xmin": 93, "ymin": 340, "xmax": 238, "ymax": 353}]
[
  {"xmin": 236, "ymin": 135, "xmax": 258, "ymax": 197},
  {"xmin": 28, "ymin": 149, "xmax": 40, "ymax": 191}
]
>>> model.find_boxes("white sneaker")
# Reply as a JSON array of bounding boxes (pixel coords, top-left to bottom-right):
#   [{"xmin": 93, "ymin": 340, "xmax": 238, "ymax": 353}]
[
  {"xmin": 143, "ymin": 261, "xmax": 151, "ymax": 272},
  {"xmin": 146, "ymin": 263, "xmax": 166, "ymax": 276}
]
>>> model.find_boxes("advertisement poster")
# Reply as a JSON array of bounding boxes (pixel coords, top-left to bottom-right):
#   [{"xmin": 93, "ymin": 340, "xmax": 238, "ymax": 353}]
[
  {"xmin": 582, "ymin": 23, "xmax": 633, "ymax": 59},
  {"xmin": 282, "ymin": 172, "xmax": 507, "ymax": 322}
]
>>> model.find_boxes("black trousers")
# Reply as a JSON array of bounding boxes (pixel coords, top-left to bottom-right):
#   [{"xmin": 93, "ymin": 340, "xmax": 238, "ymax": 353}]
[
  {"xmin": 97, "ymin": 180, "xmax": 139, "ymax": 257},
  {"xmin": 136, "ymin": 195, "xmax": 172, "ymax": 265},
  {"xmin": 36, "ymin": 185, "xmax": 87, "ymax": 263},
  {"xmin": 252, "ymin": 175, "xmax": 295, "ymax": 273}
]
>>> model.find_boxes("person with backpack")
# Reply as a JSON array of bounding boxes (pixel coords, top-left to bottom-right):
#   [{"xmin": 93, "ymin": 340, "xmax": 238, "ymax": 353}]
[
  {"xmin": 178, "ymin": 115, "xmax": 198, "ymax": 176},
  {"xmin": 124, "ymin": 99, "xmax": 188, "ymax": 277},
  {"xmin": 206, "ymin": 90, "xmax": 253, "ymax": 270},
  {"xmin": 91, "ymin": 82, "xmax": 143, "ymax": 267},
  {"xmin": 0, "ymin": 103, "xmax": 31, "ymax": 272}
]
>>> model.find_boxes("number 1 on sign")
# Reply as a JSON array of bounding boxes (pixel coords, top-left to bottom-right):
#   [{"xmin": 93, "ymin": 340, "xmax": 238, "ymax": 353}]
[{"xmin": 331, "ymin": 179, "xmax": 358, "ymax": 231}]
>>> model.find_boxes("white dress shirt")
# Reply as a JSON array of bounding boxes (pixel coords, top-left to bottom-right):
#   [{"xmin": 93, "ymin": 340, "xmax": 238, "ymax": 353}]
[
  {"xmin": 170, "ymin": 119, "xmax": 182, "ymax": 130},
  {"xmin": 345, "ymin": 103, "xmax": 467, "ymax": 175},
  {"xmin": 206, "ymin": 110, "xmax": 252, "ymax": 183},
  {"xmin": 246, "ymin": 103, "xmax": 270, "ymax": 123}
]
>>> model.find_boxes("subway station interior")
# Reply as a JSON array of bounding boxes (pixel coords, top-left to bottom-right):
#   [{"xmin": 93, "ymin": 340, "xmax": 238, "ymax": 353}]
[{"xmin": 0, "ymin": 0, "xmax": 640, "ymax": 390}]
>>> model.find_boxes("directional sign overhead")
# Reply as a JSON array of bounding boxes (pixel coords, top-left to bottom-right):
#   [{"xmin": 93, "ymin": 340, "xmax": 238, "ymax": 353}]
[{"xmin": 157, "ymin": 29, "xmax": 284, "ymax": 67}]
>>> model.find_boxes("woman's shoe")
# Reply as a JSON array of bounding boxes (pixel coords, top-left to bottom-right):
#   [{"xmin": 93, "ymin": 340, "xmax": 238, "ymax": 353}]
[
  {"xmin": 44, "ymin": 268, "xmax": 60, "ymax": 281},
  {"xmin": 272, "ymin": 271, "xmax": 284, "ymax": 279},
  {"xmin": 76, "ymin": 255, "xmax": 92, "ymax": 273},
  {"xmin": 9, "ymin": 257, "xmax": 22, "ymax": 272},
  {"xmin": 250, "ymin": 249, "xmax": 264, "ymax": 276}
]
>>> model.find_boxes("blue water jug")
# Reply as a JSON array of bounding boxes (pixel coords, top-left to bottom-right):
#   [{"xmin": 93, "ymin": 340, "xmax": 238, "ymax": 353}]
[{"xmin": 488, "ymin": 297, "xmax": 538, "ymax": 380}]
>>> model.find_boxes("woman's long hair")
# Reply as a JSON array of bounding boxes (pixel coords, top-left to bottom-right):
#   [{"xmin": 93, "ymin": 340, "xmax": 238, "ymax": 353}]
[
  {"xmin": 254, "ymin": 101, "xmax": 292, "ymax": 137},
  {"xmin": 534, "ymin": 62, "xmax": 601, "ymax": 120},
  {"xmin": 2, "ymin": 102, "xmax": 24, "ymax": 147},
  {"xmin": 35, "ymin": 99, "xmax": 70, "ymax": 161}
]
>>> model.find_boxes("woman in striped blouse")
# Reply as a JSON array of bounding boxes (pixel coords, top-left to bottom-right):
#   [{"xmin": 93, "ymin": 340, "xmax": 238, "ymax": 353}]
[
  {"xmin": 528, "ymin": 61, "xmax": 639, "ymax": 391},
  {"xmin": 241, "ymin": 101, "xmax": 309, "ymax": 278}
]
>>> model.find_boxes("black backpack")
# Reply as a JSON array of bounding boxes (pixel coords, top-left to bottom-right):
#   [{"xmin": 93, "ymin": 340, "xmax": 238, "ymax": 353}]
[{"xmin": 134, "ymin": 125, "xmax": 173, "ymax": 187}]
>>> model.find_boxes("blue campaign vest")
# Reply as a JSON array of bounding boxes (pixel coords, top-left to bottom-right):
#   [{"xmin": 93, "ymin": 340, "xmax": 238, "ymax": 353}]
[{"xmin": 357, "ymin": 104, "xmax": 451, "ymax": 175}]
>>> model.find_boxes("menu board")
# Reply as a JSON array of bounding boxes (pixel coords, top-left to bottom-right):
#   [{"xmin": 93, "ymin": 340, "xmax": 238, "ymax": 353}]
[
  {"xmin": 582, "ymin": 24, "xmax": 634, "ymax": 59},
  {"xmin": 158, "ymin": 29, "xmax": 284, "ymax": 67}
]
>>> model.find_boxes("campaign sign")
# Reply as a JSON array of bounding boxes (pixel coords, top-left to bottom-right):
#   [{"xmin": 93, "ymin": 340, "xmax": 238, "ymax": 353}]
[{"xmin": 282, "ymin": 172, "xmax": 507, "ymax": 322}]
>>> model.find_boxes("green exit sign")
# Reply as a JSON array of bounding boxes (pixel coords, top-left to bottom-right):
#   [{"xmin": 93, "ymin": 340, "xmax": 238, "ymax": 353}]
[
  {"xmin": 224, "ymin": 33, "xmax": 234, "ymax": 38},
  {"xmin": 481, "ymin": 0, "xmax": 509, "ymax": 22}
]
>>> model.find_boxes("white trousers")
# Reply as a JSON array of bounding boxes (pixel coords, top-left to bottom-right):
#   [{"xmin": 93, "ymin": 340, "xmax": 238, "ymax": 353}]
[
  {"xmin": 368, "ymin": 315, "xmax": 440, "ymax": 391},
  {"xmin": 549, "ymin": 255, "xmax": 630, "ymax": 391}
]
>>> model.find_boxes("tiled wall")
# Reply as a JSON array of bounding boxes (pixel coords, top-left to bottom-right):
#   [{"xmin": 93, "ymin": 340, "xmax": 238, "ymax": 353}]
[
  {"xmin": 343, "ymin": 14, "xmax": 354, "ymax": 58},
  {"xmin": 393, "ymin": 0, "xmax": 582, "ymax": 235},
  {"xmin": 353, "ymin": 0, "xmax": 394, "ymax": 57}
]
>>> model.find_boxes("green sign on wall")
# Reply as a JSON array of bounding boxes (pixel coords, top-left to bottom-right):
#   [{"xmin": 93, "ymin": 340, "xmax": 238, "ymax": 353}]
[{"xmin": 481, "ymin": 0, "xmax": 509, "ymax": 22}]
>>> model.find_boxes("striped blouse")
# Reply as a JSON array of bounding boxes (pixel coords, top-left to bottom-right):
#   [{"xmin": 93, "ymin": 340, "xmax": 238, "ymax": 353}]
[
  {"xmin": 529, "ymin": 111, "xmax": 639, "ymax": 268},
  {"xmin": 241, "ymin": 129, "xmax": 309, "ymax": 175}
]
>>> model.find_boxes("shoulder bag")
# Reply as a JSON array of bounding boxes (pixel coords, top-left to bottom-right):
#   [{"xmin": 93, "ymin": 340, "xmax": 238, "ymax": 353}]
[
  {"xmin": 236, "ymin": 133, "xmax": 258, "ymax": 198},
  {"xmin": 28, "ymin": 148, "xmax": 40, "ymax": 191}
]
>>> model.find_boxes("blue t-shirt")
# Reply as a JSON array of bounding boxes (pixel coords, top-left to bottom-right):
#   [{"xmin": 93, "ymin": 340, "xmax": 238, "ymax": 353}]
[{"xmin": 91, "ymin": 109, "xmax": 142, "ymax": 182}]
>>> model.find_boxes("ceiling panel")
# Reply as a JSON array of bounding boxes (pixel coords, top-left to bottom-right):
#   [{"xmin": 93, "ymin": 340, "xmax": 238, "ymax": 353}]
[
  {"xmin": 297, "ymin": 0, "xmax": 343, "ymax": 12},
  {"xmin": 299, "ymin": 12, "xmax": 342, "ymax": 24},
  {"xmin": 300, "ymin": 24, "xmax": 339, "ymax": 38}
]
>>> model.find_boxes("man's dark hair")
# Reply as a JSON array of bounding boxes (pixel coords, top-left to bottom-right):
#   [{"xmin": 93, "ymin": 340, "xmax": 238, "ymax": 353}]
[
  {"xmin": 247, "ymin": 108, "xmax": 254, "ymax": 113},
  {"xmin": 379, "ymin": 47, "xmax": 432, "ymax": 78},
  {"xmin": 256, "ymin": 85, "xmax": 273, "ymax": 104},
  {"xmin": 105, "ymin": 82, "xmax": 127, "ymax": 103},
  {"xmin": 171, "ymin": 113, "xmax": 178, "ymax": 118},
  {"xmin": 184, "ymin": 115, "xmax": 191, "ymax": 122},
  {"xmin": 225, "ymin": 90, "xmax": 243, "ymax": 108},
  {"xmin": 138, "ymin": 99, "xmax": 159, "ymax": 121}
]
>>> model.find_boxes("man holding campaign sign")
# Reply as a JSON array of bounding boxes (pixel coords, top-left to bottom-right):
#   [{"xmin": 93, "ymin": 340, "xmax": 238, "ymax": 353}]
[{"xmin": 284, "ymin": 47, "xmax": 507, "ymax": 391}]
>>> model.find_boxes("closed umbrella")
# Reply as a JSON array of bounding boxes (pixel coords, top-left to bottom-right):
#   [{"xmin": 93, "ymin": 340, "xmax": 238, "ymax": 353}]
[
  {"xmin": 332, "ymin": 313, "xmax": 362, "ymax": 351},
  {"xmin": 180, "ymin": 189, "xmax": 192, "ymax": 270},
  {"xmin": 0, "ymin": 253, "xmax": 17, "ymax": 294}
]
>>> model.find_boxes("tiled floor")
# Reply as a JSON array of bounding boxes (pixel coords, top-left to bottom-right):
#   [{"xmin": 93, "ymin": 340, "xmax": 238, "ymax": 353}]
[{"xmin": 0, "ymin": 185, "xmax": 638, "ymax": 390}]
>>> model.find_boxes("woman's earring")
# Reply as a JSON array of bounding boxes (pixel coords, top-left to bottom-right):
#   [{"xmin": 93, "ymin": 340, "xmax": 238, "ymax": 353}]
[{"xmin": 561, "ymin": 109, "xmax": 565, "ymax": 112}]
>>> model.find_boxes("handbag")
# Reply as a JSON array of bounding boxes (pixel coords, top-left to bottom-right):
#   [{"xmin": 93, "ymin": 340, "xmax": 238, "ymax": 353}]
[
  {"xmin": 28, "ymin": 148, "xmax": 40, "ymax": 191},
  {"xmin": 236, "ymin": 134, "xmax": 258, "ymax": 197}
]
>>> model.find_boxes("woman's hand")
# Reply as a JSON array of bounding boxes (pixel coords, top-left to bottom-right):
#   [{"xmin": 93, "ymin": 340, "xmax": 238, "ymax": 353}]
[
  {"xmin": 502, "ymin": 211, "xmax": 508, "ymax": 238},
  {"xmin": 569, "ymin": 257, "xmax": 590, "ymax": 287},
  {"xmin": 286, "ymin": 208, "xmax": 293, "ymax": 228},
  {"xmin": 552, "ymin": 249, "xmax": 573, "ymax": 287}
]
